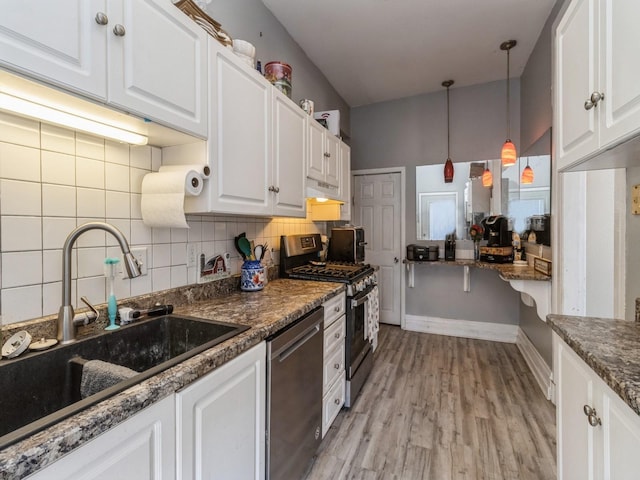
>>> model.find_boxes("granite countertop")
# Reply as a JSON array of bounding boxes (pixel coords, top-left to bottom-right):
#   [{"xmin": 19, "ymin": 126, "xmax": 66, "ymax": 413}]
[
  {"xmin": 0, "ymin": 279, "xmax": 344, "ymax": 480},
  {"xmin": 548, "ymin": 314, "xmax": 640, "ymax": 416},
  {"xmin": 405, "ymin": 258, "xmax": 551, "ymax": 281}
]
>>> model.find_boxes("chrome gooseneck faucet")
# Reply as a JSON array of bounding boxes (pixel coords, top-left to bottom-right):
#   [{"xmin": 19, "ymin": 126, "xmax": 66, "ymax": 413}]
[{"xmin": 57, "ymin": 222, "xmax": 142, "ymax": 344}]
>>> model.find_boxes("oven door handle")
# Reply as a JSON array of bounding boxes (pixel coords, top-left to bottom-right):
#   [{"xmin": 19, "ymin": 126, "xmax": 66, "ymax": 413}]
[{"xmin": 351, "ymin": 295, "xmax": 369, "ymax": 308}]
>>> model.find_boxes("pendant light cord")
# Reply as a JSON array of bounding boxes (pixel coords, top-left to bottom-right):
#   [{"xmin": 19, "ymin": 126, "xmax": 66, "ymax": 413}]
[
  {"xmin": 446, "ymin": 84, "xmax": 451, "ymax": 159},
  {"xmin": 506, "ymin": 46, "xmax": 511, "ymax": 140}
]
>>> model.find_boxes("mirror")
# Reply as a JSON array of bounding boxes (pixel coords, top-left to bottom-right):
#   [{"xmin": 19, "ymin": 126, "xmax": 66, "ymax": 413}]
[
  {"xmin": 416, "ymin": 129, "xmax": 551, "ymax": 240},
  {"xmin": 503, "ymin": 129, "xmax": 552, "ymax": 234}
]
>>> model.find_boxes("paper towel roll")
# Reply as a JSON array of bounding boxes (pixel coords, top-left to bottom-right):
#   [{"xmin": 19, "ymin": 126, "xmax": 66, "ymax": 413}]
[
  {"xmin": 159, "ymin": 164, "xmax": 211, "ymax": 179},
  {"xmin": 141, "ymin": 170, "xmax": 203, "ymax": 228}
]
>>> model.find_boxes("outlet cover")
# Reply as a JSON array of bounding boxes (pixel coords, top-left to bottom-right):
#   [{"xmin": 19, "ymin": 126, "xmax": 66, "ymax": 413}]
[{"xmin": 131, "ymin": 247, "xmax": 148, "ymax": 276}]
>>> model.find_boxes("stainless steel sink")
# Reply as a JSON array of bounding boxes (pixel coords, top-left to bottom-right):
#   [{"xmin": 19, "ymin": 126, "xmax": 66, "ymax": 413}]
[{"xmin": 0, "ymin": 315, "xmax": 249, "ymax": 449}]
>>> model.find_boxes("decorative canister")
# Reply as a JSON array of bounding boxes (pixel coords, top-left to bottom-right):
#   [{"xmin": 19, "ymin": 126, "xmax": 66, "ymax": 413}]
[
  {"xmin": 241, "ymin": 260, "xmax": 266, "ymax": 291},
  {"xmin": 264, "ymin": 61, "xmax": 292, "ymax": 98},
  {"xmin": 299, "ymin": 98, "xmax": 314, "ymax": 116}
]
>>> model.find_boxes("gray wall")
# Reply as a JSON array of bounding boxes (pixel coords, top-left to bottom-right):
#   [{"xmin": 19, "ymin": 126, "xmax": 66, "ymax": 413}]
[
  {"xmin": 626, "ymin": 166, "xmax": 640, "ymax": 321},
  {"xmin": 203, "ymin": 0, "xmax": 351, "ymax": 137},
  {"xmin": 520, "ymin": 303, "xmax": 553, "ymax": 366}
]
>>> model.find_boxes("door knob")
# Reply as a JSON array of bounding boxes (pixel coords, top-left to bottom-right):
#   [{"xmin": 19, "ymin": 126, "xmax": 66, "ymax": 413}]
[{"xmin": 394, "ymin": 257, "xmax": 399, "ymax": 263}]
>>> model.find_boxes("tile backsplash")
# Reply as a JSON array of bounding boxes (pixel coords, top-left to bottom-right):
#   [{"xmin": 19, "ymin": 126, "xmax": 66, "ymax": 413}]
[{"xmin": 0, "ymin": 111, "xmax": 324, "ymax": 325}]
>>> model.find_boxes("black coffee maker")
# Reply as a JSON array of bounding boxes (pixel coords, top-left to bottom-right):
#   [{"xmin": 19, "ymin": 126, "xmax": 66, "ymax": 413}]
[{"xmin": 482, "ymin": 215, "xmax": 511, "ymax": 246}]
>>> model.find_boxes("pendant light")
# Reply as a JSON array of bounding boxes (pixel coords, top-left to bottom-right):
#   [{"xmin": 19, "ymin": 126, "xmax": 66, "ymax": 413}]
[
  {"xmin": 521, "ymin": 158, "xmax": 534, "ymax": 184},
  {"xmin": 442, "ymin": 80, "xmax": 455, "ymax": 183},
  {"xmin": 500, "ymin": 40, "xmax": 517, "ymax": 167},
  {"xmin": 482, "ymin": 162, "xmax": 493, "ymax": 187}
]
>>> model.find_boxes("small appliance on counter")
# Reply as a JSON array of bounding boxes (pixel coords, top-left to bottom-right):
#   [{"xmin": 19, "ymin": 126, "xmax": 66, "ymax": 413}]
[
  {"xmin": 444, "ymin": 234, "xmax": 456, "ymax": 261},
  {"xmin": 480, "ymin": 215, "xmax": 513, "ymax": 263},
  {"xmin": 327, "ymin": 227, "xmax": 366, "ymax": 263},
  {"xmin": 526, "ymin": 214, "xmax": 551, "ymax": 246},
  {"xmin": 406, "ymin": 244, "xmax": 428, "ymax": 261}
]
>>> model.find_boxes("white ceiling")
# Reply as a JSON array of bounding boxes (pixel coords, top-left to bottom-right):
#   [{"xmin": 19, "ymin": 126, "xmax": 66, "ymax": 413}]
[{"xmin": 261, "ymin": 0, "xmax": 557, "ymax": 107}]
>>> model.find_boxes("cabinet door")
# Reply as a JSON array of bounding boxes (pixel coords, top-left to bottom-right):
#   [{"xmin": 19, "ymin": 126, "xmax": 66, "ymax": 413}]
[
  {"xmin": 0, "ymin": 0, "xmax": 107, "ymax": 99},
  {"xmin": 339, "ymin": 142, "xmax": 351, "ymax": 221},
  {"xmin": 207, "ymin": 39, "xmax": 272, "ymax": 215},
  {"xmin": 272, "ymin": 89, "xmax": 306, "ymax": 217},
  {"xmin": 177, "ymin": 343, "xmax": 266, "ymax": 480},
  {"xmin": 325, "ymin": 133, "xmax": 340, "ymax": 188},
  {"xmin": 28, "ymin": 396, "xmax": 176, "ymax": 480},
  {"xmin": 601, "ymin": 386, "xmax": 640, "ymax": 480},
  {"xmin": 307, "ymin": 119, "xmax": 326, "ymax": 182},
  {"xmin": 107, "ymin": 0, "xmax": 207, "ymax": 137},
  {"xmin": 598, "ymin": 0, "xmax": 640, "ymax": 148},
  {"xmin": 554, "ymin": 0, "xmax": 599, "ymax": 170},
  {"xmin": 555, "ymin": 334, "xmax": 598, "ymax": 480}
]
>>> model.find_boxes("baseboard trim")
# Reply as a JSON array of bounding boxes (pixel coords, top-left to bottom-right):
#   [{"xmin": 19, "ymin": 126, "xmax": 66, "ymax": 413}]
[
  {"xmin": 404, "ymin": 315, "xmax": 553, "ymax": 400},
  {"xmin": 516, "ymin": 328, "xmax": 554, "ymax": 401},
  {"xmin": 404, "ymin": 314, "xmax": 519, "ymax": 343}
]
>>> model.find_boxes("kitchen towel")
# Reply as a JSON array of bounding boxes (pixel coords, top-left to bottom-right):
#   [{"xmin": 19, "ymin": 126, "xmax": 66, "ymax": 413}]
[
  {"xmin": 141, "ymin": 168, "xmax": 204, "ymax": 228},
  {"xmin": 80, "ymin": 359, "xmax": 137, "ymax": 399}
]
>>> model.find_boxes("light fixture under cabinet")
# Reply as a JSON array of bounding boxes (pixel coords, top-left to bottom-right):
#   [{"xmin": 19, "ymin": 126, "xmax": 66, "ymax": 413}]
[{"xmin": 0, "ymin": 92, "xmax": 148, "ymax": 145}]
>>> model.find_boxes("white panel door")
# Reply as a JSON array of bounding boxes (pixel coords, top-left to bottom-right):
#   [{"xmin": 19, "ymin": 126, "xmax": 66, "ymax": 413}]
[
  {"xmin": 354, "ymin": 173, "xmax": 402, "ymax": 325},
  {"xmin": 307, "ymin": 120, "xmax": 326, "ymax": 182},
  {"xmin": 108, "ymin": 0, "xmax": 207, "ymax": 137},
  {"xmin": 603, "ymin": 387, "xmax": 640, "ymax": 480},
  {"xmin": 272, "ymin": 89, "xmax": 306, "ymax": 217},
  {"xmin": 0, "ymin": 0, "xmax": 107, "ymax": 99}
]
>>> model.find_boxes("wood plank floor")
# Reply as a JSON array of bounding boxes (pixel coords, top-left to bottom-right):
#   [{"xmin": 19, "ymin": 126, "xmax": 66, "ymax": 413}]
[{"xmin": 306, "ymin": 325, "xmax": 556, "ymax": 480}]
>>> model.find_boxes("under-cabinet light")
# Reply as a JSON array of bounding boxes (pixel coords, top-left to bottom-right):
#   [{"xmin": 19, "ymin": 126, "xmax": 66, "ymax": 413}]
[
  {"xmin": 0, "ymin": 92, "xmax": 148, "ymax": 145},
  {"xmin": 315, "ymin": 197, "xmax": 329, "ymax": 202}
]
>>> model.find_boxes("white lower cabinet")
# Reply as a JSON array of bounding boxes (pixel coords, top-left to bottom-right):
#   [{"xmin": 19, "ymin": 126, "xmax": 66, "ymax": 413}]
[
  {"xmin": 176, "ymin": 342, "xmax": 266, "ymax": 480},
  {"xmin": 321, "ymin": 292, "xmax": 346, "ymax": 438},
  {"xmin": 554, "ymin": 332, "xmax": 640, "ymax": 480},
  {"xmin": 28, "ymin": 395, "xmax": 176, "ymax": 480}
]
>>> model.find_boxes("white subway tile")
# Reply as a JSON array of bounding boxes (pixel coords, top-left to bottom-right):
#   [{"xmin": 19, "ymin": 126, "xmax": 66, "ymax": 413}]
[
  {"xmin": 42, "ymin": 184, "xmax": 76, "ymax": 217},
  {"xmin": 106, "ymin": 191, "xmax": 130, "ymax": 218},
  {"xmin": 113, "ymin": 276, "xmax": 131, "ymax": 301},
  {"xmin": 130, "ymin": 274, "xmax": 152, "ymax": 297},
  {"xmin": 41, "ymin": 124, "xmax": 75, "ymax": 154},
  {"xmin": 202, "ymin": 221, "xmax": 215, "ymax": 241},
  {"xmin": 74, "ymin": 220, "xmax": 106, "ymax": 247},
  {"xmin": 130, "ymin": 193, "xmax": 142, "ymax": 219},
  {"xmin": 105, "ymin": 220, "xmax": 131, "ymax": 247},
  {"xmin": 214, "ymin": 221, "xmax": 227, "ymax": 240},
  {"xmin": 105, "ymin": 162, "xmax": 129, "ymax": 192},
  {"xmin": 171, "ymin": 242, "xmax": 187, "ymax": 265},
  {"xmin": 130, "ymin": 146, "xmax": 151, "ymax": 170},
  {"xmin": 171, "ymin": 228, "xmax": 188, "ymax": 243},
  {"xmin": 1, "ymin": 216, "xmax": 42, "ymax": 251},
  {"xmin": 1, "ymin": 180, "xmax": 41, "ymax": 215},
  {"xmin": 152, "ymin": 267, "xmax": 171, "ymax": 291},
  {"xmin": 41, "ymin": 150, "xmax": 75, "ymax": 185},
  {"xmin": 42, "ymin": 217, "xmax": 76, "ymax": 249},
  {"xmin": 76, "ymin": 132, "xmax": 104, "ymax": 160},
  {"xmin": 1, "ymin": 251, "xmax": 42, "ymax": 288},
  {"xmin": 151, "ymin": 146, "xmax": 162, "ymax": 171},
  {"xmin": 0, "ymin": 142, "xmax": 40, "ymax": 181},
  {"xmin": 77, "ymin": 188, "xmax": 105, "ymax": 218},
  {"xmin": 152, "ymin": 227, "xmax": 171, "ymax": 244},
  {"xmin": 105, "ymin": 140, "xmax": 129, "ymax": 166},
  {"xmin": 0, "ymin": 111, "xmax": 40, "ymax": 148},
  {"xmin": 77, "ymin": 247, "xmax": 107, "ymax": 278},
  {"xmin": 186, "ymin": 266, "xmax": 198, "ymax": 285},
  {"xmin": 43, "ymin": 249, "xmax": 62, "ymax": 283},
  {"xmin": 153, "ymin": 243, "xmax": 171, "ymax": 268},
  {"xmin": 76, "ymin": 157, "xmax": 105, "ymax": 189},
  {"xmin": 42, "ymin": 282, "xmax": 62, "ymax": 317},
  {"xmin": 129, "ymin": 167, "xmax": 147, "ymax": 194},
  {"xmin": 76, "ymin": 276, "xmax": 106, "ymax": 306},
  {"xmin": 1, "ymin": 285, "xmax": 42, "ymax": 324},
  {"xmin": 130, "ymin": 220, "xmax": 152, "ymax": 245},
  {"xmin": 171, "ymin": 265, "xmax": 187, "ymax": 288}
]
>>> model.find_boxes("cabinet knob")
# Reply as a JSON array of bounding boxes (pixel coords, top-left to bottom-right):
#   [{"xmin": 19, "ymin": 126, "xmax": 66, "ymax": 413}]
[
  {"xmin": 590, "ymin": 91, "xmax": 604, "ymax": 104},
  {"xmin": 334, "ymin": 306, "xmax": 341, "ymax": 312},
  {"xmin": 268, "ymin": 185, "xmax": 280, "ymax": 193},
  {"xmin": 334, "ymin": 398, "xmax": 341, "ymax": 405},
  {"xmin": 95, "ymin": 12, "xmax": 109, "ymax": 25},
  {"xmin": 334, "ymin": 332, "xmax": 340, "ymax": 339},
  {"xmin": 113, "ymin": 24, "xmax": 126, "ymax": 37},
  {"xmin": 334, "ymin": 363, "xmax": 340, "ymax": 369},
  {"xmin": 583, "ymin": 404, "xmax": 602, "ymax": 427},
  {"xmin": 324, "ymin": 152, "xmax": 331, "ymax": 158},
  {"xmin": 584, "ymin": 100, "xmax": 595, "ymax": 110}
]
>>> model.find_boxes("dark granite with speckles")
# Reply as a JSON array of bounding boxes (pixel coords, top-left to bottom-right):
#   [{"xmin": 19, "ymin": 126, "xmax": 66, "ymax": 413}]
[
  {"xmin": 548, "ymin": 314, "xmax": 640, "ymax": 417},
  {"xmin": 0, "ymin": 278, "xmax": 343, "ymax": 480}
]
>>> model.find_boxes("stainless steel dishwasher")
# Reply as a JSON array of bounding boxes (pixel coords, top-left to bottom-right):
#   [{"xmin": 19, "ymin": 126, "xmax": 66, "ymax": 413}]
[{"xmin": 266, "ymin": 306, "xmax": 324, "ymax": 480}]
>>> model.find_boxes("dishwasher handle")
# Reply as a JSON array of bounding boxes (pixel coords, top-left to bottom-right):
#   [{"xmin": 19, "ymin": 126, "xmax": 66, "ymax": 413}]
[{"xmin": 277, "ymin": 323, "xmax": 321, "ymax": 363}]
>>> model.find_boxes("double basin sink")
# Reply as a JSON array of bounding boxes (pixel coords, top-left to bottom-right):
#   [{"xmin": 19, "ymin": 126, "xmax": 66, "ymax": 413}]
[{"xmin": 0, "ymin": 315, "xmax": 248, "ymax": 449}]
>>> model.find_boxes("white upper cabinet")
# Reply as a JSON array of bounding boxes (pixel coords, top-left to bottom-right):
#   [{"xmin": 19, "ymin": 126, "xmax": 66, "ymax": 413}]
[
  {"xmin": 307, "ymin": 120, "xmax": 340, "ymax": 196},
  {"xmin": 107, "ymin": 0, "xmax": 208, "ymax": 137},
  {"xmin": 0, "ymin": 0, "xmax": 207, "ymax": 138},
  {"xmin": 0, "ymin": 0, "xmax": 108, "ymax": 99},
  {"xmin": 272, "ymin": 88, "xmax": 307, "ymax": 217},
  {"xmin": 554, "ymin": 0, "xmax": 640, "ymax": 170},
  {"xmin": 338, "ymin": 141, "xmax": 351, "ymax": 221}
]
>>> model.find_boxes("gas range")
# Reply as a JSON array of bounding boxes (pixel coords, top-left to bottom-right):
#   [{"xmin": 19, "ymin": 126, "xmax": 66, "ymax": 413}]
[{"xmin": 279, "ymin": 234, "xmax": 376, "ymax": 295}]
